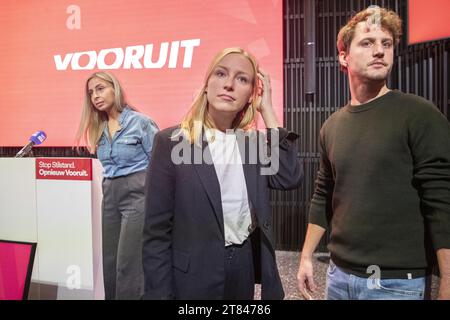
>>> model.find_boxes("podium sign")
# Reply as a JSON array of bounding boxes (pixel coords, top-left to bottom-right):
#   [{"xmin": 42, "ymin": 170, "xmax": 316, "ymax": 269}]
[
  {"xmin": 36, "ymin": 158, "xmax": 92, "ymax": 181},
  {"xmin": 0, "ymin": 158, "xmax": 103, "ymax": 299}
]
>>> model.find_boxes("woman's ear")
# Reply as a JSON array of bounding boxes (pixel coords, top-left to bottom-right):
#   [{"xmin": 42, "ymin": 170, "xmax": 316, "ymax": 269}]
[{"xmin": 248, "ymin": 84, "xmax": 259, "ymax": 104}]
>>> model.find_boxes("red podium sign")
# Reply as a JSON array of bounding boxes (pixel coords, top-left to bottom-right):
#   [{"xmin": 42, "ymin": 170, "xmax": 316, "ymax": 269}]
[{"xmin": 36, "ymin": 158, "xmax": 92, "ymax": 181}]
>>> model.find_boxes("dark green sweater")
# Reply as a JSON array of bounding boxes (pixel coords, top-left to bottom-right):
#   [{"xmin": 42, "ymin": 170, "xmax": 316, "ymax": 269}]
[{"xmin": 309, "ymin": 90, "xmax": 450, "ymax": 278}]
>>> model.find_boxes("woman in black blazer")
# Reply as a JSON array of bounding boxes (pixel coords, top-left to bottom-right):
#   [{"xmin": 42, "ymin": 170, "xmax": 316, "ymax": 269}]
[{"xmin": 142, "ymin": 47, "xmax": 302, "ymax": 300}]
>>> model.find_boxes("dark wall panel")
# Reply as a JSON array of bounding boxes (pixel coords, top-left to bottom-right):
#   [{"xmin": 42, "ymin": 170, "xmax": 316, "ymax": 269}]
[{"xmin": 278, "ymin": 0, "xmax": 449, "ymax": 252}]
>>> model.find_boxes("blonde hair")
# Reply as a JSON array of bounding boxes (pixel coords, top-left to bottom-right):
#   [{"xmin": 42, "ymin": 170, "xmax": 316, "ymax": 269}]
[
  {"xmin": 178, "ymin": 47, "xmax": 260, "ymax": 144},
  {"xmin": 75, "ymin": 71, "xmax": 131, "ymax": 154},
  {"xmin": 337, "ymin": 7, "xmax": 402, "ymax": 71}
]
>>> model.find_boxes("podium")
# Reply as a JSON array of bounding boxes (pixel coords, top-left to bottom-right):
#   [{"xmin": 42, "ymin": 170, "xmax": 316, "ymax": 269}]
[{"xmin": 0, "ymin": 157, "xmax": 104, "ymax": 299}]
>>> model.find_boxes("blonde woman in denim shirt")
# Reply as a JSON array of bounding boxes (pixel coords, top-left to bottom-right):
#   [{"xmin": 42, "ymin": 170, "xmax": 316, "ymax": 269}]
[{"xmin": 76, "ymin": 71, "xmax": 159, "ymax": 299}]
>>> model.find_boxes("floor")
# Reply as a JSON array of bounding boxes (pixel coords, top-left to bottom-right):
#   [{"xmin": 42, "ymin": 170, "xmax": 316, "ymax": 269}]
[{"xmin": 27, "ymin": 250, "xmax": 440, "ymax": 300}]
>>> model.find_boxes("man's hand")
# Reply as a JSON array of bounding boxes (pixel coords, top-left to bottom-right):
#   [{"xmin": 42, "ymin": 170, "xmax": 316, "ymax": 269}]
[
  {"xmin": 437, "ymin": 248, "xmax": 450, "ymax": 300},
  {"xmin": 438, "ymin": 277, "xmax": 450, "ymax": 300},
  {"xmin": 297, "ymin": 255, "xmax": 317, "ymax": 300}
]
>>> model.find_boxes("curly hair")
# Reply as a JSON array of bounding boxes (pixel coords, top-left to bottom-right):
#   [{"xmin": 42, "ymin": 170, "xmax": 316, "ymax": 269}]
[{"xmin": 337, "ymin": 6, "xmax": 403, "ymax": 54}]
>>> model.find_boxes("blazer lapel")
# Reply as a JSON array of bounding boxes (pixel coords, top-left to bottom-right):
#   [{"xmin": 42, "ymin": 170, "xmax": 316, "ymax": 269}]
[
  {"xmin": 192, "ymin": 140, "xmax": 225, "ymax": 237},
  {"xmin": 238, "ymin": 130, "xmax": 258, "ymax": 213}
]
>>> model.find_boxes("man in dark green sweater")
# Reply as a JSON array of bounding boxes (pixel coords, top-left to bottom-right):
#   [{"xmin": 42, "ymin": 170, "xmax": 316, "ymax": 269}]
[{"xmin": 297, "ymin": 6, "xmax": 450, "ymax": 300}]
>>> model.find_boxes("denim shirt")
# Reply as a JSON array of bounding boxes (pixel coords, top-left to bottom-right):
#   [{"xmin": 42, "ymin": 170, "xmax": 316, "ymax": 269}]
[{"xmin": 97, "ymin": 106, "xmax": 159, "ymax": 178}]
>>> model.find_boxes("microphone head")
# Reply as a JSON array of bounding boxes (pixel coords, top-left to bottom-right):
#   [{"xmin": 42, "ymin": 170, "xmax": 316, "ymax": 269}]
[{"xmin": 29, "ymin": 131, "xmax": 47, "ymax": 145}]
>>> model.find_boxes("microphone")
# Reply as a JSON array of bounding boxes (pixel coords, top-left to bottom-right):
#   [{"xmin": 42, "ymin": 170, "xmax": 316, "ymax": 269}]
[{"xmin": 15, "ymin": 131, "xmax": 47, "ymax": 158}]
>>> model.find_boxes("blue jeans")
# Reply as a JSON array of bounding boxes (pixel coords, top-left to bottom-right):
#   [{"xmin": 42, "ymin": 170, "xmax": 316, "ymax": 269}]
[{"xmin": 325, "ymin": 260, "xmax": 426, "ymax": 300}]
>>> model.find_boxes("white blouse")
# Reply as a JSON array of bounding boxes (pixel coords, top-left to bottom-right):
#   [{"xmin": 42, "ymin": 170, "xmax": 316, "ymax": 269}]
[{"xmin": 206, "ymin": 129, "xmax": 252, "ymax": 246}]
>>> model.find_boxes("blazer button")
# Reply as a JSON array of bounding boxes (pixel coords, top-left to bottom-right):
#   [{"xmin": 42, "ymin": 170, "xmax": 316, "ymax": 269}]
[{"xmin": 263, "ymin": 220, "xmax": 270, "ymax": 229}]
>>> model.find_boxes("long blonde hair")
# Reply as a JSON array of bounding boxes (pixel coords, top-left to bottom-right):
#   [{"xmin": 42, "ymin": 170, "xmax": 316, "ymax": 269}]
[
  {"xmin": 178, "ymin": 47, "xmax": 260, "ymax": 144},
  {"xmin": 75, "ymin": 71, "xmax": 130, "ymax": 154}
]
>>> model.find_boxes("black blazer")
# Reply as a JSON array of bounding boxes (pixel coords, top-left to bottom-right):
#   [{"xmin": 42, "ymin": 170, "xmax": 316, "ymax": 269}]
[{"xmin": 142, "ymin": 126, "xmax": 303, "ymax": 299}]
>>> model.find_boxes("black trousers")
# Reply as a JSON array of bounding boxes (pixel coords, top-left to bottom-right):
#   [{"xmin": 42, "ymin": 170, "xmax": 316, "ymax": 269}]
[{"xmin": 223, "ymin": 237, "xmax": 255, "ymax": 299}]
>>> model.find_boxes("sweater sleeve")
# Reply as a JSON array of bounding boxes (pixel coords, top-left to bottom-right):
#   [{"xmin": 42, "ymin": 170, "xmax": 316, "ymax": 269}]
[
  {"xmin": 409, "ymin": 103, "xmax": 450, "ymax": 250},
  {"xmin": 308, "ymin": 127, "xmax": 334, "ymax": 230}
]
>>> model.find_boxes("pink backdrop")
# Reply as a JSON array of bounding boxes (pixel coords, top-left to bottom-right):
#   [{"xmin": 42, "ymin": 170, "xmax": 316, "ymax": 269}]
[
  {"xmin": 0, "ymin": 0, "xmax": 283, "ymax": 146},
  {"xmin": 408, "ymin": 0, "xmax": 450, "ymax": 44}
]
